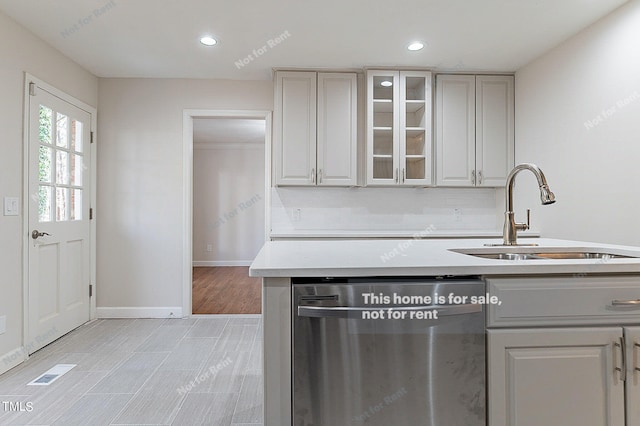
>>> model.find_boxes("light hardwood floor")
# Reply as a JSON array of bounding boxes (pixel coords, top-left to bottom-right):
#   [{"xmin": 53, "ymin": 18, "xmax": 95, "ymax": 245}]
[
  {"xmin": 0, "ymin": 317, "xmax": 263, "ymax": 425},
  {"xmin": 192, "ymin": 267, "xmax": 261, "ymax": 315}
]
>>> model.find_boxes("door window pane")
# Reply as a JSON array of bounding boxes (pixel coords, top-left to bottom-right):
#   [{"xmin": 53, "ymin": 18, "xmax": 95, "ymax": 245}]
[
  {"xmin": 71, "ymin": 189, "xmax": 82, "ymax": 220},
  {"xmin": 39, "ymin": 146, "xmax": 52, "ymax": 183},
  {"xmin": 39, "ymin": 106, "xmax": 52, "ymax": 144},
  {"xmin": 38, "ymin": 104, "xmax": 88, "ymax": 223},
  {"xmin": 56, "ymin": 113, "xmax": 69, "ymax": 148},
  {"xmin": 56, "ymin": 151, "xmax": 69, "ymax": 185},
  {"xmin": 56, "ymin": 187, "xmax": 69, "ymax": 221},
  {"xmin": 38, "ymin": 186, "xmax": 52, "ymax": 222},
  {"xmin": 71, "ymin": 120, "xmax": 83, "ymax": 153},
  {"xmin": 71, "ymin": 154, "xmax": 83, "ymax": 186}
]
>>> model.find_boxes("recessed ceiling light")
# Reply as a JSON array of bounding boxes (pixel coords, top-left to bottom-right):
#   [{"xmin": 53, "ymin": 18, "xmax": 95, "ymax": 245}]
[
  {"xmin": 407, "ymin": 42, "xmax": 425, "ymax": 51},
  {"xmin": 380, "ymin": 81, "xmax": 393, "ymax": 87},
  {"xmin": 200, "ymin": 36, "xmax": 217, "ymax": 46}
]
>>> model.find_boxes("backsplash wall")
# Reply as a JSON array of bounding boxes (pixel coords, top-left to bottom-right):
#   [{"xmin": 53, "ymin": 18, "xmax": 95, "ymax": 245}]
[{"xmin": 271, "ymin": 187, "xmax": 502, "ymax": 234}]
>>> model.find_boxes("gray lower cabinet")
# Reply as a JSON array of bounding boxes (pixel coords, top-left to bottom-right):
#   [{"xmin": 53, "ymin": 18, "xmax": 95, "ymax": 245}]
[
  {"xmin": 487, "ymin": 276, "xmax": 640, "ymax": 426},
  {"xmin": 625, "ymin": 327, "xmax": 640, "ymax": 426},
  {"xmin": 489, "ymin": 327, "xmax": 625, "ymax": 426}
]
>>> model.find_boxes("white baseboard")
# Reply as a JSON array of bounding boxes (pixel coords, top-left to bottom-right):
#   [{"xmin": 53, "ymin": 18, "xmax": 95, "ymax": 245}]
[
  {"xmin": 97, "ymin": 307, "xmax": 183, "ymax": 319},
  {"xmin": 192, "ymin": 261, "xmax": 252, "ymax": 267},
  {"xmin": 191, "ymin": 314, "xmax": 262, "ymax": 319},
  {"xmin": 1, "ymin": 346, "xmax": 27, "ymax": 375}
]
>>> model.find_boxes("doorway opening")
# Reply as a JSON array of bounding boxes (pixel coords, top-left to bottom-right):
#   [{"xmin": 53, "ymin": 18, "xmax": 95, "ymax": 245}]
[{"xmin": 182, "ymin": 110, "xmax": 272, "ymax": 317}]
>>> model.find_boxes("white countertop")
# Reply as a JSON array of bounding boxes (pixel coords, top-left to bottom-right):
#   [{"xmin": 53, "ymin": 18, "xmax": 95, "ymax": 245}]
[{"xmin": 249, "ymin": 238, "xmax": 640, "ymax": 277}]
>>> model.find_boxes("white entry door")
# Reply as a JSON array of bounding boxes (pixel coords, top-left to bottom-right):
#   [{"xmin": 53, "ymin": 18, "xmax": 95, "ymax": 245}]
[{"xmin": 27, "ymin": 83, "xmax": 92, "ymax": 353}]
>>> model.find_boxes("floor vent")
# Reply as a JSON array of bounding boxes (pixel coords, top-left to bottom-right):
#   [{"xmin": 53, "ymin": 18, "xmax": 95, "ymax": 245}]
[{"xmin": 27, "ymin": 364, "xmax": 77, "ymax": 386}]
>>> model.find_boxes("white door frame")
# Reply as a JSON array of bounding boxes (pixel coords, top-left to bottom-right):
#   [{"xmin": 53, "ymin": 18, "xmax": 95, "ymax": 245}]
[
  {"xmin": 22, "ymin": 74, "xmax": 98, "ymax": 348},
  {"xmin": 182, "ymin": 109, "xmax": 272, "ymax": 317}
]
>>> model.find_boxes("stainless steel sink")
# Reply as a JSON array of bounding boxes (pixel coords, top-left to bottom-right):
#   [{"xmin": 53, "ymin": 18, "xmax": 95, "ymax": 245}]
[
  {"xmin": 533, "ymin": 252, "xmax": 632, "ymax": 260},
  {"xmin": 474, "ymin": 253, "xmax": 542, "ymax": 260},
  {"xmin": 452, "ymin": 249, "xmax": 638, "ymax": 261}
]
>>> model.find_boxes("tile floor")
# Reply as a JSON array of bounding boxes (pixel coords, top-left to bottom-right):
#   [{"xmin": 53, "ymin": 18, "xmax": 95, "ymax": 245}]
[{"xmin": 0, "ymin": 317, "xmax": 263, "ymax": 425}]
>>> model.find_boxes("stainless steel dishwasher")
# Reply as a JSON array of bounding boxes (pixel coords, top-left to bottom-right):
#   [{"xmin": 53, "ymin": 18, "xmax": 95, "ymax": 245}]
[{"xmin": 293, "ymin": 276, "xmax": 485, "ymax": 426}]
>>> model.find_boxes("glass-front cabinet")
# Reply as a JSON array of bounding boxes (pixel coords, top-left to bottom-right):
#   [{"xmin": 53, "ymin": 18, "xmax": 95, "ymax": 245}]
[
  {"xmin": 369, "ymin": 71, "xmax": 397, "ymax": 184},
  {"xmin": 366, "ymin": 70, "xmax": 432, "ymax": 186}
]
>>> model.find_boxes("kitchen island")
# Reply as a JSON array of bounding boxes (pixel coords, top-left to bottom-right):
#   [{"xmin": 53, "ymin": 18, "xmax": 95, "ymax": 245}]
[{"xmin": 250, "ymin": 238, "xmax": 640, "ymax": 426}]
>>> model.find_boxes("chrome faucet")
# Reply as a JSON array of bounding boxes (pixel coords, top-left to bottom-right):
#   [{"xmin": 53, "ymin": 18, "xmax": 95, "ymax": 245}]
[{"xmin": 502, "ymin": 163, "xmax": 556, "ymax": 245}]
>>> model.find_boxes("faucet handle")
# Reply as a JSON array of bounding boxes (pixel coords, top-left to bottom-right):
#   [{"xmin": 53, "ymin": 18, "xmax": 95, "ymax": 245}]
[{"xmin": 515, "ymin": 209, "xmax": 531, "ymax": 232}]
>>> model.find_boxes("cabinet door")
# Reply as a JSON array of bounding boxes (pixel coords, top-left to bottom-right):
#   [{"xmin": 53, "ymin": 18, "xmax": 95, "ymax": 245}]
[
  {"xmin": 274, "ymin": 71, "xmax": 317, "ymax": 185},
  {"xmin": 367, "ymin": 70, "xmax": 399, "ymax": 185},
  {"xmin": 489, "ymin": 328, "xmax": 625, "ymax": 426},
  {"xmin": 399, "ymin": 71, "xmax": 432, "ymax": 186},
  {"xmin": 317, "ymin": 73, "xmax": 357, "ymax": 186},
  {"xmin": 625, "ymin": 327, "xmax": 640, "ymax": 426},
  {"xmin": 475, "ymin": 75, "xmax": 514, "ymax": 187},
  {"xmin": 435, "ymin": 75, "xmax": 475, "ymax": 186}
]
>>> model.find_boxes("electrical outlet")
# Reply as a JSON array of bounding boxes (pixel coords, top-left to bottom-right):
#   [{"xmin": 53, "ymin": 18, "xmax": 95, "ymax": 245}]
[
  {"xmin": 0, "ymin": 316, "xmax": 6, "ymax": 335},
  {"xmin": 453, "ymin": 208, "xmax": 462, "ymax": 222},
  {"xmin": 206, "ymin": 244, "xmax": 213, "ymax": 252},
  {"xmin": 293, "ymin": 208, "xmax": 301, "ymax": 222}
]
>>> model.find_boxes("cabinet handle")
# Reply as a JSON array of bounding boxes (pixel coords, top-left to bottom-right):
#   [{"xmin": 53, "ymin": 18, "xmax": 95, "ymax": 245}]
[
  {"xmin": 471, "ymin": 170, "xmax": 476, "ymax": 185},
  {"xmin": 621, "ymin": 337, "xmax": 628, "ymax": 381},
  {"xmin": 614, "ymin": 338, "xmax": 626, "ymax": 382},
  {"xmin": 635, "ymin": 342, "xmax": 640, "ymax": 373},
  {"xmin": 311, "ymin": 168, "xmax": 315, "ymax": 184},
  {"xmin": 478, "ymin": 170, "xmax": 483, "ymax": 185},
  {"xmin": 402, "ymin": 168, "xmax": 406, "ymax": 183},
  {"xmin": 318, "ymin": 169, "xmax": 323, "ymax": 184},
  {"xmin": 395, "ymin": 168, "xmax": 399, "ymax": 183}
]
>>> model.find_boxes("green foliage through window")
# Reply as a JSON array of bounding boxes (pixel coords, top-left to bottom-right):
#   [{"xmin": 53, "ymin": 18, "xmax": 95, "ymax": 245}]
[{"xmin": 38, "ymin": 106, "xmax": 53, "ymax": 221}]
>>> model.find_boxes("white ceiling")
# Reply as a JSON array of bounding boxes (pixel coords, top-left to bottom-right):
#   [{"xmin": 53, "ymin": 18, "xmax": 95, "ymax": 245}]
[
  {"xmin": 0, "ymin": 0, "xmax": 628, "ymax": 80},
  {"xmin": 193, "ymin": 118, "xmax": 266, "ymax": 146}
]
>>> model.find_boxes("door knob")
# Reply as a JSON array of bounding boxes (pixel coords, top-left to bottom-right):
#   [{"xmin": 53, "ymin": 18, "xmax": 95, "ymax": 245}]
[{"xmin": 31, "ymin": 230, "xmax": 51, "ymax": 239}]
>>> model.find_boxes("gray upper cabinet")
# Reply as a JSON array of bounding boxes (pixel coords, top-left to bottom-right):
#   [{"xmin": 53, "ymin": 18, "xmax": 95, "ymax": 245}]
[
  {"xmin": 436, "ymin": 74, "xmax": 514, "ymax": 187},
  {"xmin": 317, "ymin": 73, "xmax": 358, "ymax": 186},
  {"xmin": 274, "ymin": 71, "xmax": 357, "ymax": 186}
]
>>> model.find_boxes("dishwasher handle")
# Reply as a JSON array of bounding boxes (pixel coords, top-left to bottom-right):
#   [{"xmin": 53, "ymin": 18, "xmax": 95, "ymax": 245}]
[
  {"xmin": 298, "ymin": 303, "xmax": 482, "ymax": 319},
  {"xmin": 611, "ymin": 299, "xmax": 640, "ymax": 307}
]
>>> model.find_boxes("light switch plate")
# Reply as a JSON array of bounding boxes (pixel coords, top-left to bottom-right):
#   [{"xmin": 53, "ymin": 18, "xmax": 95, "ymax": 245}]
[
  {"xmin": 0, "ymin": 316, "xmax": 6, "ymax": 335},
  {"xmin": 4, "ymin": 197, "xmax": 19, "ymax": 216}
]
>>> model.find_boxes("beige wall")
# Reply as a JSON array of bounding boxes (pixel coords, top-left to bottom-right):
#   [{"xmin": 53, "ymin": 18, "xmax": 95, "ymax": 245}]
[
  {"xmin": 97, "ymin": 78, "xmax": 272, "ymax": 314},
  {"xmin": 0, "ymin": 10, "xmax": 98, "ymax": 371},
  {"xmin": 515, "ymin": 1, "xmax": 640, "ymax": 245},
  {"xmin": 193, "ymin": 144, "xmax": 265, "ymax": 265}
]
